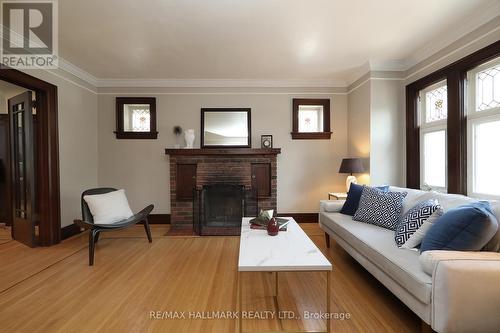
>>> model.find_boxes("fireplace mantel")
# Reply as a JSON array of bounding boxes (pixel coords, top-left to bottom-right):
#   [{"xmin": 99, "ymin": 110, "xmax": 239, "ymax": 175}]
[{"xmin": 165, "ymin": 148, "xmax": 281, "ymax": 156}]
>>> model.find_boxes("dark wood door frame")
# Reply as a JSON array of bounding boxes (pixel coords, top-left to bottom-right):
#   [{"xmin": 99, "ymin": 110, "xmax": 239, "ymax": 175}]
[
  {"xmin": 406, "ymin": 40, "xmax": 500, "ymax": 194},
  {"xmin": 0, "ymin": 68, "xmax": 60, "ymax": 246}
]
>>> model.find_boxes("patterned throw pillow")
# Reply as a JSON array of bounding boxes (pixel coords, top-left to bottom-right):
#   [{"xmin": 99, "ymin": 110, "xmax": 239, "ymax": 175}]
[
  {"xmin": 353, "ymin": 187, "xmax": 407, "ymax": 230},
  {"xmin": 395, "ymin": 199, "xmax": 441, "ymax": 247}
]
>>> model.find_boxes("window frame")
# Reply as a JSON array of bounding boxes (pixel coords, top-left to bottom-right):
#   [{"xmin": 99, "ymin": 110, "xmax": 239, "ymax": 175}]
[
  {"xmin": 406, "ymin": 40, "xmax": 500, "ymax": 195},
  {"xmin": 418, "ymin": 80, "xmax": 448, "ymax": 191},
  {"xmin": 115, "ymin": 97, "xmax": 158, "ymax": 139},
  {"xmin": 420, "ymin": 127, "xmax": 448, "ymax": 192},
  {"xmin": 466, "ymin": 57, "xmax": 500, "ymax": 200},
  {"xmin": 291, "ymin": 98, "xmax": 332, "ymax": 139},
  {"xmin": 467, "ymin": 113, "xmax": 500, "ymax": 200}
]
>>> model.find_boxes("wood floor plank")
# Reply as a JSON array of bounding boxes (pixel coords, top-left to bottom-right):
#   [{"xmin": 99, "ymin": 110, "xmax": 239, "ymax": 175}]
[{"xmin": 0, "ymin": 224, "xmax": 420, "ymax": 332}]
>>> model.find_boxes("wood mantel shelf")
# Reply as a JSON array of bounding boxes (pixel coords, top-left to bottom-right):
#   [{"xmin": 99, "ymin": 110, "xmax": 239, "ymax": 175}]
[{"xmin": 165, "ymin": 148, "xmax": 281, "ymax": 156}]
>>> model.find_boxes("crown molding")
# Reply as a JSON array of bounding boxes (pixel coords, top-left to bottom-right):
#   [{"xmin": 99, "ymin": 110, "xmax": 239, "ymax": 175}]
[
  {"xmin": 346, "ymin": 60, "xmax": 408, "ymax": 87},
  {"xmin": 57, "ymin": 58, "xmax": 99, "ymax": 87},
  {"xmin": 369, "ymin": 59, "xmax": 410, "ymax": 72},
  {"xmin": 94, "ymin": 78, "xmax": 347, "ymax": 88},
  {"xmin": 403, "ymin": 1, "xmax": 500, "ymax": 70}
]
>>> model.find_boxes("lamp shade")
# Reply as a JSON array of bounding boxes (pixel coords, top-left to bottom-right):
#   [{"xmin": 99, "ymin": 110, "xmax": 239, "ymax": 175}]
[{"xmin": 339, "ymin": 158, "xmax": 364, "ymax": 174}]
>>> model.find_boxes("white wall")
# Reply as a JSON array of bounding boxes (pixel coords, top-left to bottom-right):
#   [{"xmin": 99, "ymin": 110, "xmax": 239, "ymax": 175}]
[
  {"xmin": 347, "ymin": 78, "xmax": 371, "ymax": 185},
  {"xmin": 97, "ymin": 88, "xmax": 348, "ymax": 214},
  {"xmin": 370, "ymin": 79, "xmax": 405, "ymax": 186},
  {"xmin": 346, "ymin": 75, "xmax": 405, "ymax": 187},
  {"xmin": 19, "ymin": 69, "xmax": 99, "ymax": 227}
]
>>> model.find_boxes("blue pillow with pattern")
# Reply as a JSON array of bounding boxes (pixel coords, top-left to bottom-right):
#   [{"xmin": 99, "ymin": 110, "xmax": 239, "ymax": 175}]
[
  {"xmin": 395, "ymin": 199, "xmax": 441, "ymax": 247},
  {"xmin": 340, "ymin": 183, "xmax": 389, "ymax": 216},
  {"xmin": 353, "ymin": 187, "xmax": 407, "ymax": 230}
]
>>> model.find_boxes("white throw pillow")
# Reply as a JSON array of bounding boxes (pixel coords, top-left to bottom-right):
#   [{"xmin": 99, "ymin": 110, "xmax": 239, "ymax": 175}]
[
  {"xmin": 401, "ymin": 207, "xmax": 443, "ymax": 249},
  {"xmin": 83, "ymin": 189, "xmax": 134, "ymax": 224}
]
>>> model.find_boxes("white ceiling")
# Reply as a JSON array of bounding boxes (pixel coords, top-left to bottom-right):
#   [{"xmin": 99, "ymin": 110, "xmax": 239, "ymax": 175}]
[{"xmin": 59, "ymin": 0, "xmax": 500, "ymax": 83}]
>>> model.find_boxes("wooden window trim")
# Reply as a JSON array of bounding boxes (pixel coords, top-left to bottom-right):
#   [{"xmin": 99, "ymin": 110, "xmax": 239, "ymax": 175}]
[
  {"xmin": 291, "ymin": 98, "xmax": 332, "ymax": 140},
  {"xmin": 406, "ymin": 40, "xmax": 500, "ymax": 194},
  {"xmin": 115, "ymin": 97, "xmax": 158, "ymax": 139}
]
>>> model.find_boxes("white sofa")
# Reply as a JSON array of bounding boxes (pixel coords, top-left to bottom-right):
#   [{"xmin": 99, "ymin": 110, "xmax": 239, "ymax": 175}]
[{"xmin": 319, "ymin": 186, "xmax": 500, "ymax": 333}]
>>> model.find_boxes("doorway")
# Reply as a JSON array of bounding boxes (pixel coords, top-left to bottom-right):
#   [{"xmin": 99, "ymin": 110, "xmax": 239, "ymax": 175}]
[
  {"xmin": 0, "ymin": 69, "xmax": 60, "ymax": 247},
  {"xmin": 0, "ymin": 81, "xmax": 31, "ymax": 246}
]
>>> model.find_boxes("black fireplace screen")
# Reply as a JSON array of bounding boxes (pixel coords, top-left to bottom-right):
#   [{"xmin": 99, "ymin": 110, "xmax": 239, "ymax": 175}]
[{"xmin": 193, "ymin": 184, "xmax": 257, "ymax": 236}]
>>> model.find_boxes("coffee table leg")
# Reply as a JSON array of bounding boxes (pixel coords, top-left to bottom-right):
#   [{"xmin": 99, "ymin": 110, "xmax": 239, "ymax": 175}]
[
  {"xmin": 326, "ymin": 270, "xmax": 331, "ymax": 333},
  {"xmin": 239, "ymin": 271, "xmax": 242, "ymax": 333},
  {"xmin": 275, "ymin": 272, "xmax": 278, "ymax": 297}
]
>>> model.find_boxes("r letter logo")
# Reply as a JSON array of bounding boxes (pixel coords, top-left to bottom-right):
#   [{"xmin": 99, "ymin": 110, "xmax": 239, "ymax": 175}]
[{"xmin": 1, "ymin": 1, "xmax": 58, "ymax": 69}]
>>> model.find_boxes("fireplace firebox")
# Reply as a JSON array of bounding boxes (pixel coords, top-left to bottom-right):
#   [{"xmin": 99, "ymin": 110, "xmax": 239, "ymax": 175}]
[{"xmin": 193, "ymin": 184, "xmax": 257, "ymax": 236}]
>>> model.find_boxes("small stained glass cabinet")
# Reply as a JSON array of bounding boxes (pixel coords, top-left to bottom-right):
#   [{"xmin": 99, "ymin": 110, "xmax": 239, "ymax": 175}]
[{"xmin": 115, "ymin": 97, "xmax": 158, "ymax": 139}]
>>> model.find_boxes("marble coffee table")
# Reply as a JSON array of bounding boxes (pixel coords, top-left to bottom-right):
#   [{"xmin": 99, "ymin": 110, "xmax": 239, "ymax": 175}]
[{"xmin": 238, "ymin": 217, "xmax": 332, "ymax": 333}]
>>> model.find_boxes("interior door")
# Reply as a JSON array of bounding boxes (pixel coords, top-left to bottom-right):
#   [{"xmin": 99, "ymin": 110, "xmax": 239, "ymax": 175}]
[
  {"xmin": 8, "ymin": 91, "xmax": 36, "ymax": 247},
  {"xmin": 0, "ymin": 114, "xmax": 11, "ymax": 227}
]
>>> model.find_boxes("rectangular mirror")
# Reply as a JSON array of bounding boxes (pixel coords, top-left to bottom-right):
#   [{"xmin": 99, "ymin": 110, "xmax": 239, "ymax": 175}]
[{"xmin": 201, "ymin": 108, "xmax": 251, "ymax": 148}]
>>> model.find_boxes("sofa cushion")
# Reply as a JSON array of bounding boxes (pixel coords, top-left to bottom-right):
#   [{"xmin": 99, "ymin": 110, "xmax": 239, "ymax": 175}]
[
  {"xmin": 320, "ymin": 212, "xmax": 432, "ymax": 304},
  {"xmin": 420, "ymin": 201, "xmax": 499, "ymax": 253},
  {"xmin": 389, "ymin": 186, "xmax": 434, "ymax": 215},
  {"xmin": 340, "ymin": 183, "xmax": 389, "ymax": 216},
  {"xmin": 322, "ymin": 201, "xmax": 344, "ymax": 212},
  {"xmin": 395, "ymin": 199, "xmax": 441, "ymax": 247},
  {"xmin": 353, "ymin": 187, "xmax": 407, "ymax": 230},
  {"xmin": 419, "ymin": 250, "xmax": 500, "ymax": 276}
]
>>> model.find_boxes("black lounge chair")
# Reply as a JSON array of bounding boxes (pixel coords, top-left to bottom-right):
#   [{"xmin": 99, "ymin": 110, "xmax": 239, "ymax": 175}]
[{"xmin": 74, "ymin": 188, "xmax": 153, "ymax": 266}]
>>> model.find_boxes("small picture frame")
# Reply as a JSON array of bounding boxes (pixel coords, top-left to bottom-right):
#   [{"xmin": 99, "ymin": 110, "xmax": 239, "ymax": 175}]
[{"xmin": 261, "ymin": 135, "xmax": 273, "ymax": 148}]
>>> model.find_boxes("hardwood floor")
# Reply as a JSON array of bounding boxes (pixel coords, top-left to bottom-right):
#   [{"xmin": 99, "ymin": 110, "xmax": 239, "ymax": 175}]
[
  {"xmin": 0, "ymin": 225, "xmax": 11, "ymax": 245},
  {"xmin": 0, "ymin": 224, "xmax": 420, "ymax": 332}
]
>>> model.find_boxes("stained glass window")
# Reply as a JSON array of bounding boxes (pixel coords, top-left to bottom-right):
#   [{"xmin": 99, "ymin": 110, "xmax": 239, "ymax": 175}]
[
  {"xmin": 424, "ymin": 84, "xmax": 447, "ymax": 123},
  {"xmin": 123, "ymin": 104, "xmax": 151, "ymax": 132},
  {"xmin": 298, "ymin": 105, "xmax": 323, "ymax": 132},
  {"xmin": 475, "ymin": 64, "xmax": 500, "ymax": 112}
]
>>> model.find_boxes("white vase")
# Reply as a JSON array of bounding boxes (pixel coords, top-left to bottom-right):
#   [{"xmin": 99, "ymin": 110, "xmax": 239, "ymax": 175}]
[
  {"xmin": 346, "ymin": 175, "xmax": 358, "ymax": 192},
  {"xmin": 184, "ymin": 129, "xmax": 195, "ymax": 148}
]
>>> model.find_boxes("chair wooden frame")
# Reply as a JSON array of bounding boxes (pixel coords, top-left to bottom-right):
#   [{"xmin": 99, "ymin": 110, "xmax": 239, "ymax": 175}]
[{"xmin": 73, "ymin": 188, "xmax": 153, "ymax": 266}]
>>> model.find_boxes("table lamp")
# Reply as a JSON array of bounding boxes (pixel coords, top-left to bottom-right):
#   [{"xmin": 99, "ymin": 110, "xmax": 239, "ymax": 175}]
[{"xmin": 339, "ymin": 158, "xmax": 365, "ymax": 192}]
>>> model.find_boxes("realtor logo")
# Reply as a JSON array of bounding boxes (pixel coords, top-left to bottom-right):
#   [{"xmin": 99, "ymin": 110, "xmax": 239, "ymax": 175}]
[{"xmin": 1, "ymin": 0, "xmax": 58, "ymax": 69}]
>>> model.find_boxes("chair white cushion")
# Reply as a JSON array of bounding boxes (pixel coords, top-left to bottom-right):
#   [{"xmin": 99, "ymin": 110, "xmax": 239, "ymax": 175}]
[{"xmin": 83, "ymin": 189, "xmax": 134, "ymax": 224}]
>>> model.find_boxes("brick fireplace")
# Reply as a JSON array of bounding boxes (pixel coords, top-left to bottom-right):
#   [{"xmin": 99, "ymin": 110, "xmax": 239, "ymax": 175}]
[{"xmin": 165, "ymin": 148, "xmax": 281, "ymax": 234}]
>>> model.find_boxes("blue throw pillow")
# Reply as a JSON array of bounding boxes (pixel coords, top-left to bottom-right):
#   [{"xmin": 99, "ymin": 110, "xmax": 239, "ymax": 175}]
[
  {"xmin": 420, "ymin": 201, "xmax": 499, "ymax": 253},
  {"xmin": 340, "ymin": 183, "xmax": 389, "ymax": 216},
  {"xmin": 353, "ymin": 186, "xmax": 407, "ymax": 230}
]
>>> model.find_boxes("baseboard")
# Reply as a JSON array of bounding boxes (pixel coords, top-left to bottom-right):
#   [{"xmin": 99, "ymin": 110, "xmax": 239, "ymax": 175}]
[
  {"xmin": 61, "ymin": 213, "xmax": 311, "ymax": 235},
  {"xmin": 61, "ymin": 224, "xmax": 83, "ymax": 240},
  {"xmin": 148, "ymin": 214, "xmax": 170, "ymax": 224},
  {"xmin": 277, "ymin": 213, "xmax": 318, "ymax": 223}
]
